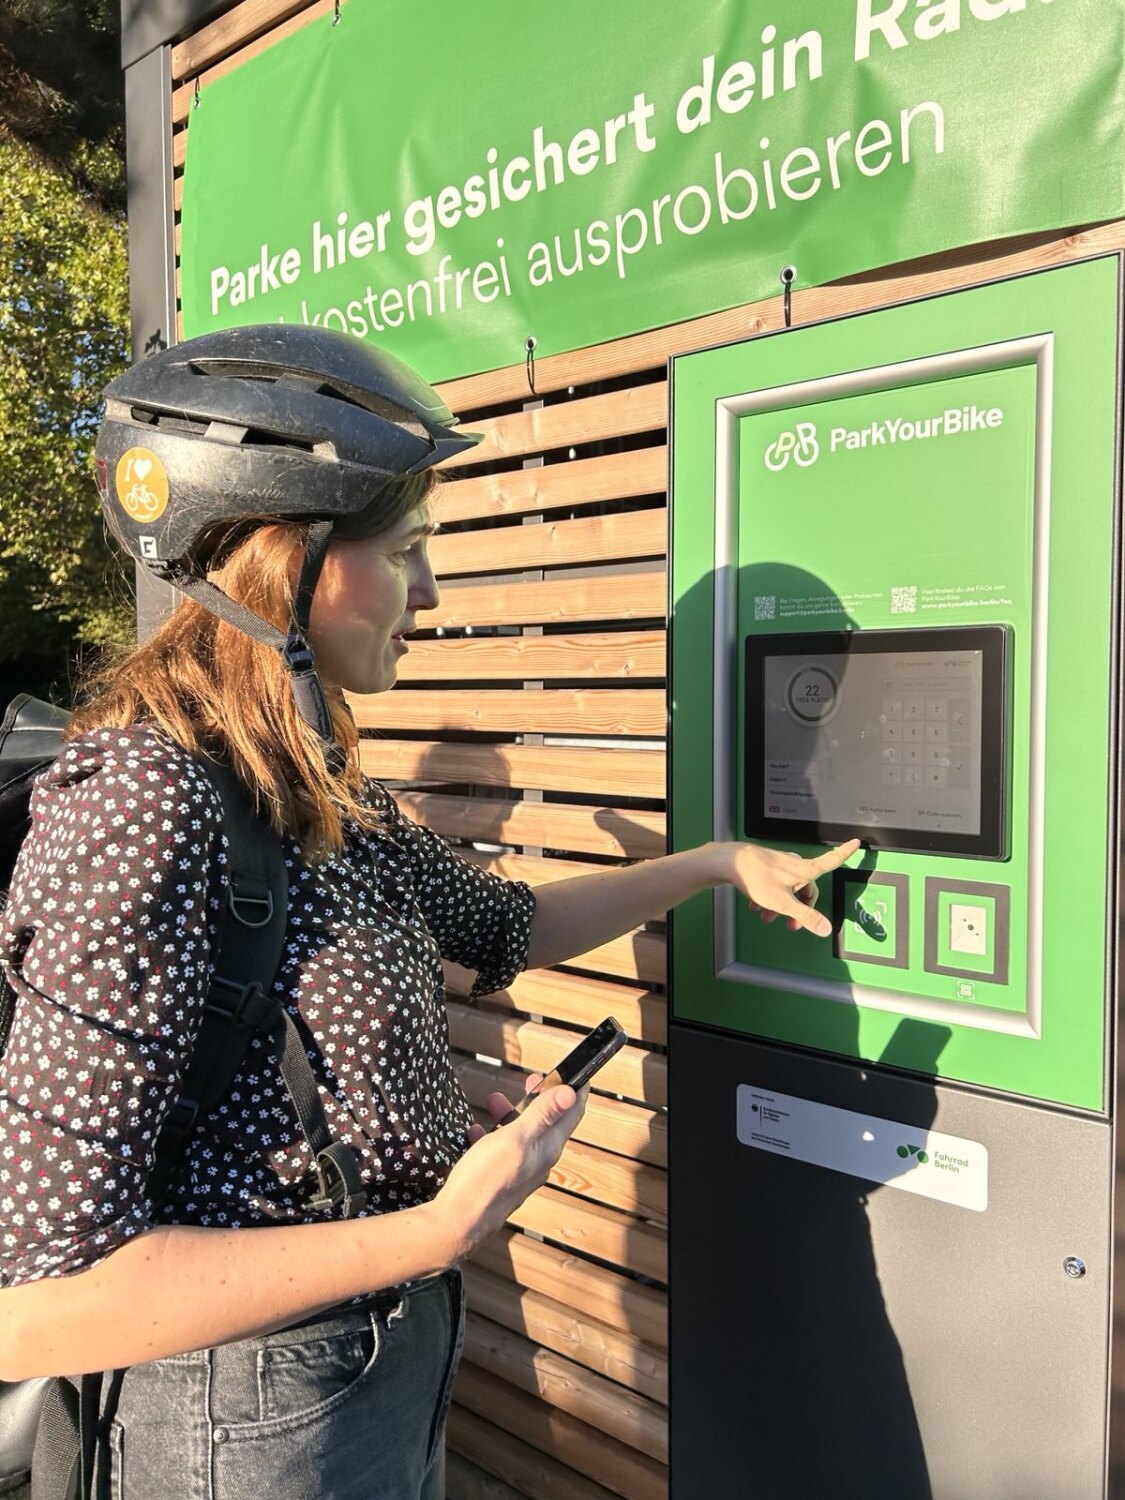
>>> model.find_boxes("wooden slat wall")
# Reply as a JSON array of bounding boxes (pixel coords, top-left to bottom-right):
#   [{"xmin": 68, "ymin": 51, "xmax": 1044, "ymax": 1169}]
[{"xmin": 169, "ymin": 8, "xmax": 1125, "ymax": 1495}]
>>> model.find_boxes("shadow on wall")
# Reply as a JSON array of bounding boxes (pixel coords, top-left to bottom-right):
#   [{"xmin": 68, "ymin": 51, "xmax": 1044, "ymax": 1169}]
[
  {"xmin": 386, "ymin": 736, "xmax": 672, "ymax": 1450},
  {"xmin": 669, "ymin": 559, "xmax": 953, "ymax": 1499}
]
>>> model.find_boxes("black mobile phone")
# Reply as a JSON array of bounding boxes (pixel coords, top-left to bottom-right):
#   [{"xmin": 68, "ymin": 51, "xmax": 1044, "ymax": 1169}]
[{"xmin": 498, "ymin": 1017, "xmax": 627, "ymax": 1124}]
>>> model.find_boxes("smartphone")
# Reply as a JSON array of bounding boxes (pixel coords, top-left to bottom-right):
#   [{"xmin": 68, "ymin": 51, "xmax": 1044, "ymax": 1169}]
[{"xmin": 497, "ymin": 1016, "xmax": 627, "ymax": 1124}]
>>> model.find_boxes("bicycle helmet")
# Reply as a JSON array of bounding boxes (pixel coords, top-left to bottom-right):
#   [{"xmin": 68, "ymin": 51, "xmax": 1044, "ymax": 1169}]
[{"xmin": 93, "ymin": 325, "xmax": 481, "ymax": 761}]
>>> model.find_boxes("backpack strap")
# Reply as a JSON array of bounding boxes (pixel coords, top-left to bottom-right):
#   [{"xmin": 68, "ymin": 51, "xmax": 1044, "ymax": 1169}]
[{"xmin": 147, "ymin": 761, "xmax": 367, "ymax": 1219}]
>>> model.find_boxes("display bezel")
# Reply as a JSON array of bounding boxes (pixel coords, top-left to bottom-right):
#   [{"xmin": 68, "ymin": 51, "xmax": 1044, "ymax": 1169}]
[{"xmin": 743, "ymin": 625, "xmax": 1009, "ymax": 858}]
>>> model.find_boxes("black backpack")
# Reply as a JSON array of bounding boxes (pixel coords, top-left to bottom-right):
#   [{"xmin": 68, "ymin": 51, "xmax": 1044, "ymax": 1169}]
[{"xmin": 0, "ymin": 695, "xmax": 368, "ymax": 1500}]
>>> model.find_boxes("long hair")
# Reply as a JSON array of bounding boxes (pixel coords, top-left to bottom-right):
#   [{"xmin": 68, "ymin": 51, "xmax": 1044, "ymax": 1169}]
[{"xmin": 69, "ymin": 474, "xmax": 432, "ymax": 860}]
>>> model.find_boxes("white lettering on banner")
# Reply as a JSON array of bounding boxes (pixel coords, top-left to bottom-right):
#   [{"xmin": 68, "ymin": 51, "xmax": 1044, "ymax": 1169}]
[
  {"xmin": 523, "ymin": 103, "xmax": 944, "ymax": 288},
  {"xmin": 312, "ymin": 212, "xmax": 393, "ymax": 275},
  {"xmin": 855, "ymin": 0, "xmax": 1050, "ymax": 62},
  {"xmin": 675, "ymin": 30, "xmax": 825, "ymax": 135},
  {"xmin": 290, "ymin": 243, "xmax": 516, "ymax": 338},
  {"xmin": 402, "ymin": 96, "xmax": 658, "ymax": 256},
  {"xmin": 183, "ymin": 0, "xmax": 1105, "ymax": 372},
  {"xmin": 210, "ymin": 243, "xmax": 303, "ymax": 316}
]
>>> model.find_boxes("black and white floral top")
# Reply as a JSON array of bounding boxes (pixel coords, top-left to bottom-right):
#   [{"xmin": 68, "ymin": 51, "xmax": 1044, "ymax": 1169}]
[{"xmin": 0, "ymin": 728, "xmax": 534, "ymax": 1285}]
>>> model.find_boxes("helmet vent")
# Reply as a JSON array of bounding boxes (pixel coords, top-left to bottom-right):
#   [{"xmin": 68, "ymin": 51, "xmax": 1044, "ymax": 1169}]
[
  {"xmin": 204, "ymin": 418, "xmax": 322, "ymax": 456},
  {"xmin": 188, "ymin": 359, "xmax": 429, "ymax": 436}
]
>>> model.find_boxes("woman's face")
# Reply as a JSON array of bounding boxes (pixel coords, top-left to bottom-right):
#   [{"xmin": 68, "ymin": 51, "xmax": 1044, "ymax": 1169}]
[{"xmin": 308, "ymin": 502, "xmax": 440, "ymax": 695}]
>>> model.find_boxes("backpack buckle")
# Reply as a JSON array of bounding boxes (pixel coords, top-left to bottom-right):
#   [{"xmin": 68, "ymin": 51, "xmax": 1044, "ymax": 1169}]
[
  {"xmin": 310, "ymin": 1142, "xmax": 368, "ymax": 1218},
  {"xmin": 205, "ymin": 977, "xmax": 278, "ymax": 1032}
]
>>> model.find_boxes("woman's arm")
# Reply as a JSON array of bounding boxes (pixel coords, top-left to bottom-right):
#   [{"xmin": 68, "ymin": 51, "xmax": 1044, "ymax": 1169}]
[
  {"xmin": 0, "ymin": 1081, "xmax": 582, "ymax": 1380},
  {"xmin": 527, "ymin": 838, "xmax": 860, "ymax": 970}
]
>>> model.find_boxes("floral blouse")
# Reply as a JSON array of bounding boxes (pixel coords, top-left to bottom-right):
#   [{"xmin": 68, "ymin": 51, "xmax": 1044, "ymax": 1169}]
[{"xmin": 0, "ymin": 728, "xmax": 534, "ymax": 1285}]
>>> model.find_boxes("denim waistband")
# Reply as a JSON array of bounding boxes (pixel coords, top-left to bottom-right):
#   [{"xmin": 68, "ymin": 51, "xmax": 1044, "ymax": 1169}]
[{"xmin": 276, "ymin": 1270, "xmax": 450, "ymax": 1336}]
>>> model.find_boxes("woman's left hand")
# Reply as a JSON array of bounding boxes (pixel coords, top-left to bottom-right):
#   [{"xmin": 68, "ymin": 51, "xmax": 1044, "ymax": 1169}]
[{"xmin": 713, "ymin": 838, "xmax": 862, "ymax": 937}]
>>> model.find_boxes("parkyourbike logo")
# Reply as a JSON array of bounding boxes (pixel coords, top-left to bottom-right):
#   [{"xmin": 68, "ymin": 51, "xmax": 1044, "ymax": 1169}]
[
  {"xmin": 764, "ymin": 421, "xmax": 819, "ymax": 471},
  {"xmin": 762, "ymin": 404, "xmax": 1005, "ymax": 472}
]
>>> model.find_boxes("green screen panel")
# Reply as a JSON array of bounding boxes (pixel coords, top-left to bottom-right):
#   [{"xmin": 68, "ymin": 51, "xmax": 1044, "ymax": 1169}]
[{"xmin": 669, "ymin": 256, "xmax": 1121, "ymax": 1111}]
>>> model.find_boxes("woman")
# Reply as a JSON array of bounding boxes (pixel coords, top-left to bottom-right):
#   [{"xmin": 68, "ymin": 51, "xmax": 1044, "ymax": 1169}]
[{"xmin": 0, "ymin": 326, "xmax": 856, "ymax": 1499}]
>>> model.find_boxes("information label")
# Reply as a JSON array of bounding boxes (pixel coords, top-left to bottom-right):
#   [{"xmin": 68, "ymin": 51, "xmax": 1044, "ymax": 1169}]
[{"xmin": 736, "ymin": 1085, "xmax": 988, "ymax": 1211}]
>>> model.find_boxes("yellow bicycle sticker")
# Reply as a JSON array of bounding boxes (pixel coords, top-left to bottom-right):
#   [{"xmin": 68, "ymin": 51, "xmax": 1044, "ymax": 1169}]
[{"xmin": 115, "ymin": 447, "xmax": 169, "ymax": 523}]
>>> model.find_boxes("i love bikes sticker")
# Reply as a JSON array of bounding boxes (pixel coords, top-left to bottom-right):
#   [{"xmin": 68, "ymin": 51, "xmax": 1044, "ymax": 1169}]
[{"xmin": 115, "ymin": 447, "xmax": 170, "ymax": 523}]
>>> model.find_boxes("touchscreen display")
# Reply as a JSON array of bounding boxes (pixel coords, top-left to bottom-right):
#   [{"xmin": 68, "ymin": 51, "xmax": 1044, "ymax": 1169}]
[{"xmin": 745, "ymin": 628, "xmax": 1007, "ymax": 857}]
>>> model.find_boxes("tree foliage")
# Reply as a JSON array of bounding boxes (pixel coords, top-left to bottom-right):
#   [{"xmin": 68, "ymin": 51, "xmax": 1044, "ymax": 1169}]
[
  {"xmin": 0, "ymin": 1, "xmax": 132, "ymax": 669},
  {"xmin": 0, "ymin": 128, "xmax": 133, "ymax": 663},
  {"xmin": 0, "ymin": 0, "xmax": 125, "ymax": 210}
]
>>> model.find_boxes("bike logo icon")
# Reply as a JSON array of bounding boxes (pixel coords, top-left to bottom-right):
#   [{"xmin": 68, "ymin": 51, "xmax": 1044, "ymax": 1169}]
[{"xmin": 764, "ymin": 422, "xmax": 819, "ymax": 472}]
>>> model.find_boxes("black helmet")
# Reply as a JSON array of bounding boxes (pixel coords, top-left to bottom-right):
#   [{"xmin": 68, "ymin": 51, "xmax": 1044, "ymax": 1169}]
[
  {"xmin": 95, "ymin": 323, "xmax": 479, "ymax": 566},
  {"xmin": 94, "ymin": 326, "xmax": 481, "ymax": 763}
]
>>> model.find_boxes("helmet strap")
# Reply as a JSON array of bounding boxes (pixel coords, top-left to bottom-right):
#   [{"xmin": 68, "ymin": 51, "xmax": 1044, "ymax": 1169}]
[{"xmin": 151, "ymin": 516, "xmax": 345, "ymax": 771}]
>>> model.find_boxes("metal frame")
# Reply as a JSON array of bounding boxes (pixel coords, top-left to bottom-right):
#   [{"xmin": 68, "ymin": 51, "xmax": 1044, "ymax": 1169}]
[{"xmin": 120, "ymin": 0, "xmax": 232, "ymax": 68}]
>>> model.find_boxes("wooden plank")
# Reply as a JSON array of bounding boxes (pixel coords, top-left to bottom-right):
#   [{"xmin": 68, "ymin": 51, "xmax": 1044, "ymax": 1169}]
[
  {"xmin": 462, "ymin": 1262, "xmax": 667, "ymax": 1404},
  {"xmin": 445, "ymin": 924, "xmax": 666, "ymax": 987},
  {"xmin": 447, "ymin": 1451, "xmax": 530, "ymax": 1500},
  {"xmin": 429, "ymin": 509, "xmax": 666, "ymax": 578},
  {"xmin": 464, "ymin": 850, "xmax": 610, "ymax": 884},
  {"xmin": 357, "ymin": 739, "xmax": 666, "ymax": 799},
  {"xmin": 394, "ymin": 631, "xmax": 666, "ymax": 683},
  {"xmin": 456, "ymin": 1058, "xmax": 667, "ymax": 1167},
  {"xmin": 506, "ymin": 1186, "xmax": 667, "ymax": 1284},
  {"xmin": 171, "ymin": 0, "xmax": 337, "ymax": 120},
  {"xmin": 552, "ymin": 931, "xmax": 667, "ymax": 986},
  {"xmin": 471, "ymin": 1228, "xmax": 667, "ymax": 1349},
  {"xmin": 172, "ymin": 0, "xmax": 317, "ymax": 77},
  {"xmin": 367, "ymin": 571, "xmax": 667, "ymax": 629},
  {"xmin": 448, "ymin": 1406, "xmax": 621, "ymax": 1500},
  {"xmin": 349, "ymin": 688, "xmax": 665, "ymax": 737},
  {"xmin": 397, "ymin": 790, "xmax": 665, "ymax": 860},
  {"xmin": 550, "ymin": 1138, "xmax": 666, "ymax": 1223},
  {"xmin": 465, "ymin": 1099, "xmax": 665, "ymax": 1220},
  {"xmin": 436, "ymin": 448, "xmax": 666, "ymax": 525},
  {"xmin": 437, "ymin": 221, "xmax": 1125, "ymax": 410},
  {"xmin": 440, "ymin": 383, "xmax": 667, "ymax": 470},
  {"xmin": 462, "ymin": 1312, "xmax": 668, "ymax": 1462},
  {"xmin": 447, "ymin": 1006, "xmax": 666, "ymax": 1107},
  {"xmin": 447, "ymin": 966, "xmax": 666, "ymax": 1048},
  {"xmin": 453, "ymin": 1368, "xmax": 667, "ymax": 1500}
]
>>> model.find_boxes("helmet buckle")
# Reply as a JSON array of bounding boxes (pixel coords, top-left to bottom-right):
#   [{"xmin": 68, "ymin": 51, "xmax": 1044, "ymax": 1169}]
[{"xmin": 282, "ymin": 632, "xmax": 316, "ymax": 673}]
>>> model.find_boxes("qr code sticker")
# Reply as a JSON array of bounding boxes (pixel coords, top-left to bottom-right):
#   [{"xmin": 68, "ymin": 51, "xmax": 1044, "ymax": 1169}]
[
  {"xmin": 754, "ymin": 595, "xmax": 777, "ymax": 621},
  {"xmin": 891, "ymin": 586, "xmax": 917, "ymax": 615}
]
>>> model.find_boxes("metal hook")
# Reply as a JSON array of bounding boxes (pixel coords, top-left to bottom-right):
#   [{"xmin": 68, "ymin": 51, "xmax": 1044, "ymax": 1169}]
[
  {"xmin": 193, "ymin": 76, "xmax": 200, "ymax": 109},
  {"xmin": 780, "ymin": 265, "xmax": 797, "ymax": 329},
  {"xmin": 333, "ymin": 0, "xmax": 341, "ymax": 24},
  {"xmin": 525, "ymin": 336, "xmax": 538, "ymax": 397}
]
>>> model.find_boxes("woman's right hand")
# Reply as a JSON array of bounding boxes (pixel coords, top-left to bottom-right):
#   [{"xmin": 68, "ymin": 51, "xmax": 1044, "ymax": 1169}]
[{"xmin": 428, "ymin": 1080, "xmax": 587, "ymax": 1260}]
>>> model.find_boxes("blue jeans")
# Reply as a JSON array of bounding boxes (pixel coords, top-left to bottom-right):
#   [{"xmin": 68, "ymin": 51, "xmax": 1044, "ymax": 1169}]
[{"xmin": 97, "ymin": 1271, "xmax": 465, "ymax": 1500}]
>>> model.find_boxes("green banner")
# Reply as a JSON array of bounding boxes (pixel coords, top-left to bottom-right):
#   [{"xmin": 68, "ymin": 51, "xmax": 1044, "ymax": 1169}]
[{"xmin": 180, "ymin": 0, "xmax": 1123, "ymax": 382}]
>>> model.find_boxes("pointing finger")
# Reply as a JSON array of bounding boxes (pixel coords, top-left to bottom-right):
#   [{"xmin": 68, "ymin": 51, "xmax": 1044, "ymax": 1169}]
[{"xmin": 805, "ymin": 838, "xmax": 862, "ymax": 879}]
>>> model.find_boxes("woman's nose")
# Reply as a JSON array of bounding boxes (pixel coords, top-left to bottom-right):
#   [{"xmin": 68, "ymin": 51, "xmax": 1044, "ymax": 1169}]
[{"xmin": 410, "ymin": 551, "xmax": 440, "ymax": 612}]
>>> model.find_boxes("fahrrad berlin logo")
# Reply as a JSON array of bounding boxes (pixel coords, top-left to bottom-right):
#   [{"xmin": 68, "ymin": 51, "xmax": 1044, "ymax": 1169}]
[{"xmin": 764, "ymin": 422, "xmax": 819, "ymax": 472}]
